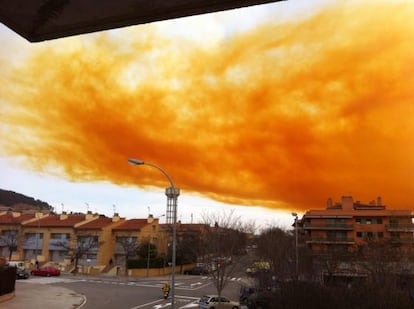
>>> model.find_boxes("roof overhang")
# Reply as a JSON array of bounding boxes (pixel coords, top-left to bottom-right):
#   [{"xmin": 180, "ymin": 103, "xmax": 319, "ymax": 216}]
[{"xmin": 0, "ymin": 0, "xmax": 285, "ymax": 42}]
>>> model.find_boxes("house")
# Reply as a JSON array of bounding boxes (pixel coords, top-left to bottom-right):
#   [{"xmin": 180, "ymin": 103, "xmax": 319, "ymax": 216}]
[
  {"xmin": 0, "ymin": 211, "xmax": 36, "ymax": 260},
  {"xmin": 111, "ymin": 215, "xmax": 165, "ymax": 268}
]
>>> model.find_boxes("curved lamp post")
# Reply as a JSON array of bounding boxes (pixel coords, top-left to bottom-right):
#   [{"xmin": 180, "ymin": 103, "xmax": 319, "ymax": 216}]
[{"xmin": 127, "ymin": 158, "xmax": 178, "ymax": 309}]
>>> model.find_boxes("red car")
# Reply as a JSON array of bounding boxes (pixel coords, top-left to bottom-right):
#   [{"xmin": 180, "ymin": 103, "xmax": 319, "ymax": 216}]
[{"xmin": 31, "ymin": 266, "xmax": 61, "ymax": 277}]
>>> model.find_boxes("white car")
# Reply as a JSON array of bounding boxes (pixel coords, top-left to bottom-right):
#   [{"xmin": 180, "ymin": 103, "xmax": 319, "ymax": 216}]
[{"xmin": 198, "ymin": 295, "xmax": 239, "ymax": 309}]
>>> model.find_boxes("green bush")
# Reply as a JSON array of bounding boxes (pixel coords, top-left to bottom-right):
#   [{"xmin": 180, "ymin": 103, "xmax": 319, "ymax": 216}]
[{"xmin": 127, "ymin": 257, "xmax": 165, "ymax": 269}]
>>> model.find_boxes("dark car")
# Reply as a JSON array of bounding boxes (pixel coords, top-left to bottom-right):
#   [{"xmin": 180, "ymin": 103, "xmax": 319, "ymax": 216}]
[
  {"xmin": 16, "ymin": 268, "xmax": 30, "ymax": 279},
  {"xmin": 184, "ymin": 266, "xmax": 208, "ymax": 275}
]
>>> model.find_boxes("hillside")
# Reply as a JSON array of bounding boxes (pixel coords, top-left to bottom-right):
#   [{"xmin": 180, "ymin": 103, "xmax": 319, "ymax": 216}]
[{"xmin": 0, "ymin": 189, "xmax": 53, "ymax": 211}]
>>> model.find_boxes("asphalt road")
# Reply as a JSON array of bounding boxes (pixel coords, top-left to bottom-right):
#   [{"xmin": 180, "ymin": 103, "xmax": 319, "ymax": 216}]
[{"xmin": 22, "ymin": 274, "xmax": 245, "ymax": 309}]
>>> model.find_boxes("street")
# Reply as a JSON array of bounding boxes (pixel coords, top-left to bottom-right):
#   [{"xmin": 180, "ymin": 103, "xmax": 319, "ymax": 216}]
[{"xmin": 16, "ymin": 274, "xmax": 245, "ymax": 309}]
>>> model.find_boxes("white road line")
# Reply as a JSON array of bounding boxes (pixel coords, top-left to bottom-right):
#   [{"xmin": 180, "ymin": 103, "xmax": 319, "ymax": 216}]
[{"xmin": 130, "ymin": 298, "xmax": 164, "ymax": 309}]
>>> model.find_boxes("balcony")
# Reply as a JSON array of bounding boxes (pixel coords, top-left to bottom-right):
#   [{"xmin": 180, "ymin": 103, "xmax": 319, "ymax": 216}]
[
  {"xmin": 303, "ymin": 223, "xmax": 354, "ymax": 231},
  {"xmin": 306, "ymin": 237, "xmax": 355, "ymax": 245},
  {"xmin": 390, "ymin": 237, "xmax": 414, "ymax": 244},
  {"xmin": 386, "ymin": 224, "xmax": 414, "ymax": 232}
]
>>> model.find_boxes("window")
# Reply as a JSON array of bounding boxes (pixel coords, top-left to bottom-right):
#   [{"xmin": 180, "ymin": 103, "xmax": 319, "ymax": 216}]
[
  {"xmin": 51, "ymin": 233, "xmax": 70, "ymax": 240},
  {"xmin": 356, "ymin": 232, "xmax": 363, "ymax": 238},
  {"xmin": 390, "ymin": 218, "xmax": 399, "ymax": 226}
]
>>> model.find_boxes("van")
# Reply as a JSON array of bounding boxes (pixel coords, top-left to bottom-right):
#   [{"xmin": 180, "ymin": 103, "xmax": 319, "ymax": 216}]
[{"xmin": 7, "ymin": 260, "xmax": 25, "ymax": 269}]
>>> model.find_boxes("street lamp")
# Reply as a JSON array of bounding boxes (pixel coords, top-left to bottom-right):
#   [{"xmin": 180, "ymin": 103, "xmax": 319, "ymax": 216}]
[
  {"xmin": 128, "ymin": 158, "xmax": 178, "ymax": 309},
  {"xmin": 292, "ymin": 212, "xmax": 299, "ymax": 280}
]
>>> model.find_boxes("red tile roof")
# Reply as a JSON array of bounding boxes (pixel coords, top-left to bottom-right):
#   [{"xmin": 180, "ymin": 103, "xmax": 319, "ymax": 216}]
[
  {"xmin": 76, "ymin": 216, "xmax": 115, "ymax": 230},
  {"xmin": 0, "ymin": 213, "xmax": 35, "ymax": 224},
  {"xmin": 112, "ymin": 219, "xmax": 149, "ymax": 231},
  {"xmin": 23, "ymin": 214, "xmax": 87, "ymax": 227}
]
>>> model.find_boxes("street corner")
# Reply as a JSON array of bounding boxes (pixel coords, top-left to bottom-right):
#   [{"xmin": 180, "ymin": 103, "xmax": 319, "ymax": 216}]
[{"xmin": 67, "ymin": 291, "xmax": 86, "ymax": 309}]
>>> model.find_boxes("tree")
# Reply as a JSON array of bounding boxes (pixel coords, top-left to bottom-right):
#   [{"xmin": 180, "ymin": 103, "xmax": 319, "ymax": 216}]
[
  {"xmin": 256, "ymin": 226, "xmax": 295, "ymax": 282},
  {"xmin": 57, "ymin": 233, "xmax": 103, "ymax": 274},
  {"xmin": 137, "ymin": 241, "xmax": 157, "ymax": 260},
  {"xmin": 202, "ymin": 210, "xmax": 252, "ymax": 300},
  {"xmin": 116, "ymin": 236, "xmax": 139, "ymax": 275},
  {"xmin": 176, "ymin": 227, "xmax": 204, "ymax": 265},
  {"xmin": 0, "ymin": 229, "xmax": 19, "ymax": 261}
]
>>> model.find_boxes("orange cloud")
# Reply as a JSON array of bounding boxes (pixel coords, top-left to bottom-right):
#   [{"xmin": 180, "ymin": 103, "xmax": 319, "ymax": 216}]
[{"xmin": 1, "ymin": 1, "xmax": 413, "ymax": 212}]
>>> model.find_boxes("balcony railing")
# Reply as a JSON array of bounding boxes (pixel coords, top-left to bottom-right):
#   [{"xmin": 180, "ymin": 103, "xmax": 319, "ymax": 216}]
[
  {"xmin": 390, "ymin": 237, "xmax": 414, "ymax": 244},
  {"xmin": 386, "ymin": 224, "xmax": 414, "ymax": 232},
  {"xmin": 306, "ymin": 237, "xmax": 355, "ymax": 244},
  {"xmin": 303, "ymin": 223, "xmax": 354, "ymax": 230}
]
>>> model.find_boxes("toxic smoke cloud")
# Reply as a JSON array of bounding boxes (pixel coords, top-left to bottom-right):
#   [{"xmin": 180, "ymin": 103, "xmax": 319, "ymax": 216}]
[{"xmin": 1, "ymin": 1, "xmax": 413, "ymax": 211}]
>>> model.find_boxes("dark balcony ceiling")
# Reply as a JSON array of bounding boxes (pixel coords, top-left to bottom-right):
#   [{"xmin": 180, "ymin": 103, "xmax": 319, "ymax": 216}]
[{"xmin": 0, "ymin": 0, "xmax": 285, "ymax": 43}]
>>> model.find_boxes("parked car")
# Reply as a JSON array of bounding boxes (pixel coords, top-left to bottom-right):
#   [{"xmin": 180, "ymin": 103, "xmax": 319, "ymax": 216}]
[
  {"xmin": 184, "ymin": 266, "xmax": 208, "ymax": 275},
  {"xmin": 199, "ymin": 295, "xmax": 239, "ymax": 309},
  {"xmin": 7, "ymin": 260, "xmax": 25, "ymax": 269},
  {"xmin": 31, "ymin": 266, "xmax": 60, "ymax": 277},
  {"xmin": 16, "ymin": 268, "xmax": 30, "ymax": 279}
]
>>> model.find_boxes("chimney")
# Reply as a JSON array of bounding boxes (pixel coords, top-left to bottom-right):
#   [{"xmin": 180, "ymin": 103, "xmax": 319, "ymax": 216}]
[
  {"xmin": 341, "ymin": 196, "xmax": 354, "ymax": 210},
  {"xmin": 12, "ymin": 212, "xmax": 22, "ymax": 218},
  {"xmin": 326, "ymin": 198, "xmax": 333, "ymax": 209},
  {"xmin": 60, "ymin": 211, "xmax": 68, "ymax": 220},
  {"xmin": 35, "ymin": 212, "xmax": 44, "ymax": 219},
  {"xmin": 147, "ymin": 214, "xmax": 154, "ymax": 224},
  {"xmin": 112, "ymin": 213, "xmax": 120, "ymax": 222},
  {"xmin": 86, "ymin": 210, "xmax": 94, "ymax": 220},
  {"xmin": 377, "ymin": 196, "xmax": 382, "ymax": 206}
]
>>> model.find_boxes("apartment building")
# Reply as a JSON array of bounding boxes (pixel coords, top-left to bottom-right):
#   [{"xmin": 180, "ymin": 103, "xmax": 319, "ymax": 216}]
[{"xmin": 301, "ymin": 196, "xmax": 414, "ymax": 254}]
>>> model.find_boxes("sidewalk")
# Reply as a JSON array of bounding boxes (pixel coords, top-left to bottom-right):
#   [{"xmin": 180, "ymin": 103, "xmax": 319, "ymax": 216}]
[{"xmin": 0, "ymin": 281, "xmax": 85, "ymax": 309}]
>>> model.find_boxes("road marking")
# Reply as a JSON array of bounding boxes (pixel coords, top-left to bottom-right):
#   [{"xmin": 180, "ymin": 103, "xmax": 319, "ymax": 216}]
[
  {"xmin": 130, "ymin": 298, "xmax": 164, "ymax": 309},
  {"xmin": 20, "ymin": 277, "xmax": 82, "ymax": 284},
  {"xmin": 179, "ymin": 304, "xmax": 198, "ymax": 308},
  {"xmin": 129, "ymin": 296, "xmax": 200, "ymax": 309}
]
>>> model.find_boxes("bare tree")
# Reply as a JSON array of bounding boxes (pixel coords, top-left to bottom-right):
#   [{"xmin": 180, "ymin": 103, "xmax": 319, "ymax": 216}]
[
  {"xmin": 256, "ymin": 226, "xmax": 295, "ymax": 283},
  {"xmin": 116, "ymin": 236, "xmax": 139, "ymax": 275},
  {"xmin": 57, "ymin": 233, "xmax": 103, "ymax": 273},
  {"xmin": 201, "ymin": 210, "xmax": 251, "ymax": 300},
  {"xmin": 0, "ymin": 229, "xmax": 19, "ymax": 261}
]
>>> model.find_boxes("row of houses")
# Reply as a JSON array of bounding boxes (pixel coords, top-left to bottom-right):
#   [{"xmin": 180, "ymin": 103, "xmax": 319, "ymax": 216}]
[
  {"xmin": 3, "ymin": 195, "xmax": 413, "ymax": 277},
  {"xmin": 0, "ymin": 209, "xmax": 206, "ymax": 272}
]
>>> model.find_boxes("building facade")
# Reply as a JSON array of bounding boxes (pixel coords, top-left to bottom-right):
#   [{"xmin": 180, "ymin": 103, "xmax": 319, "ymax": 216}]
[
  {"xmin": 0, "ymin": 210, "xmax": 171, "ymax": 271},
  {"xmin": 299, "ymin": 196, "xmax": 414, "ymax": 282}
]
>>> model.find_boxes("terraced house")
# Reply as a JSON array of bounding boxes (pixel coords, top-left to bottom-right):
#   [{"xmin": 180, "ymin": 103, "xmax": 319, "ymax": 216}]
[{"xmin": 0, "ymin": 210, "xmax": 170, "ymax": 273}]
